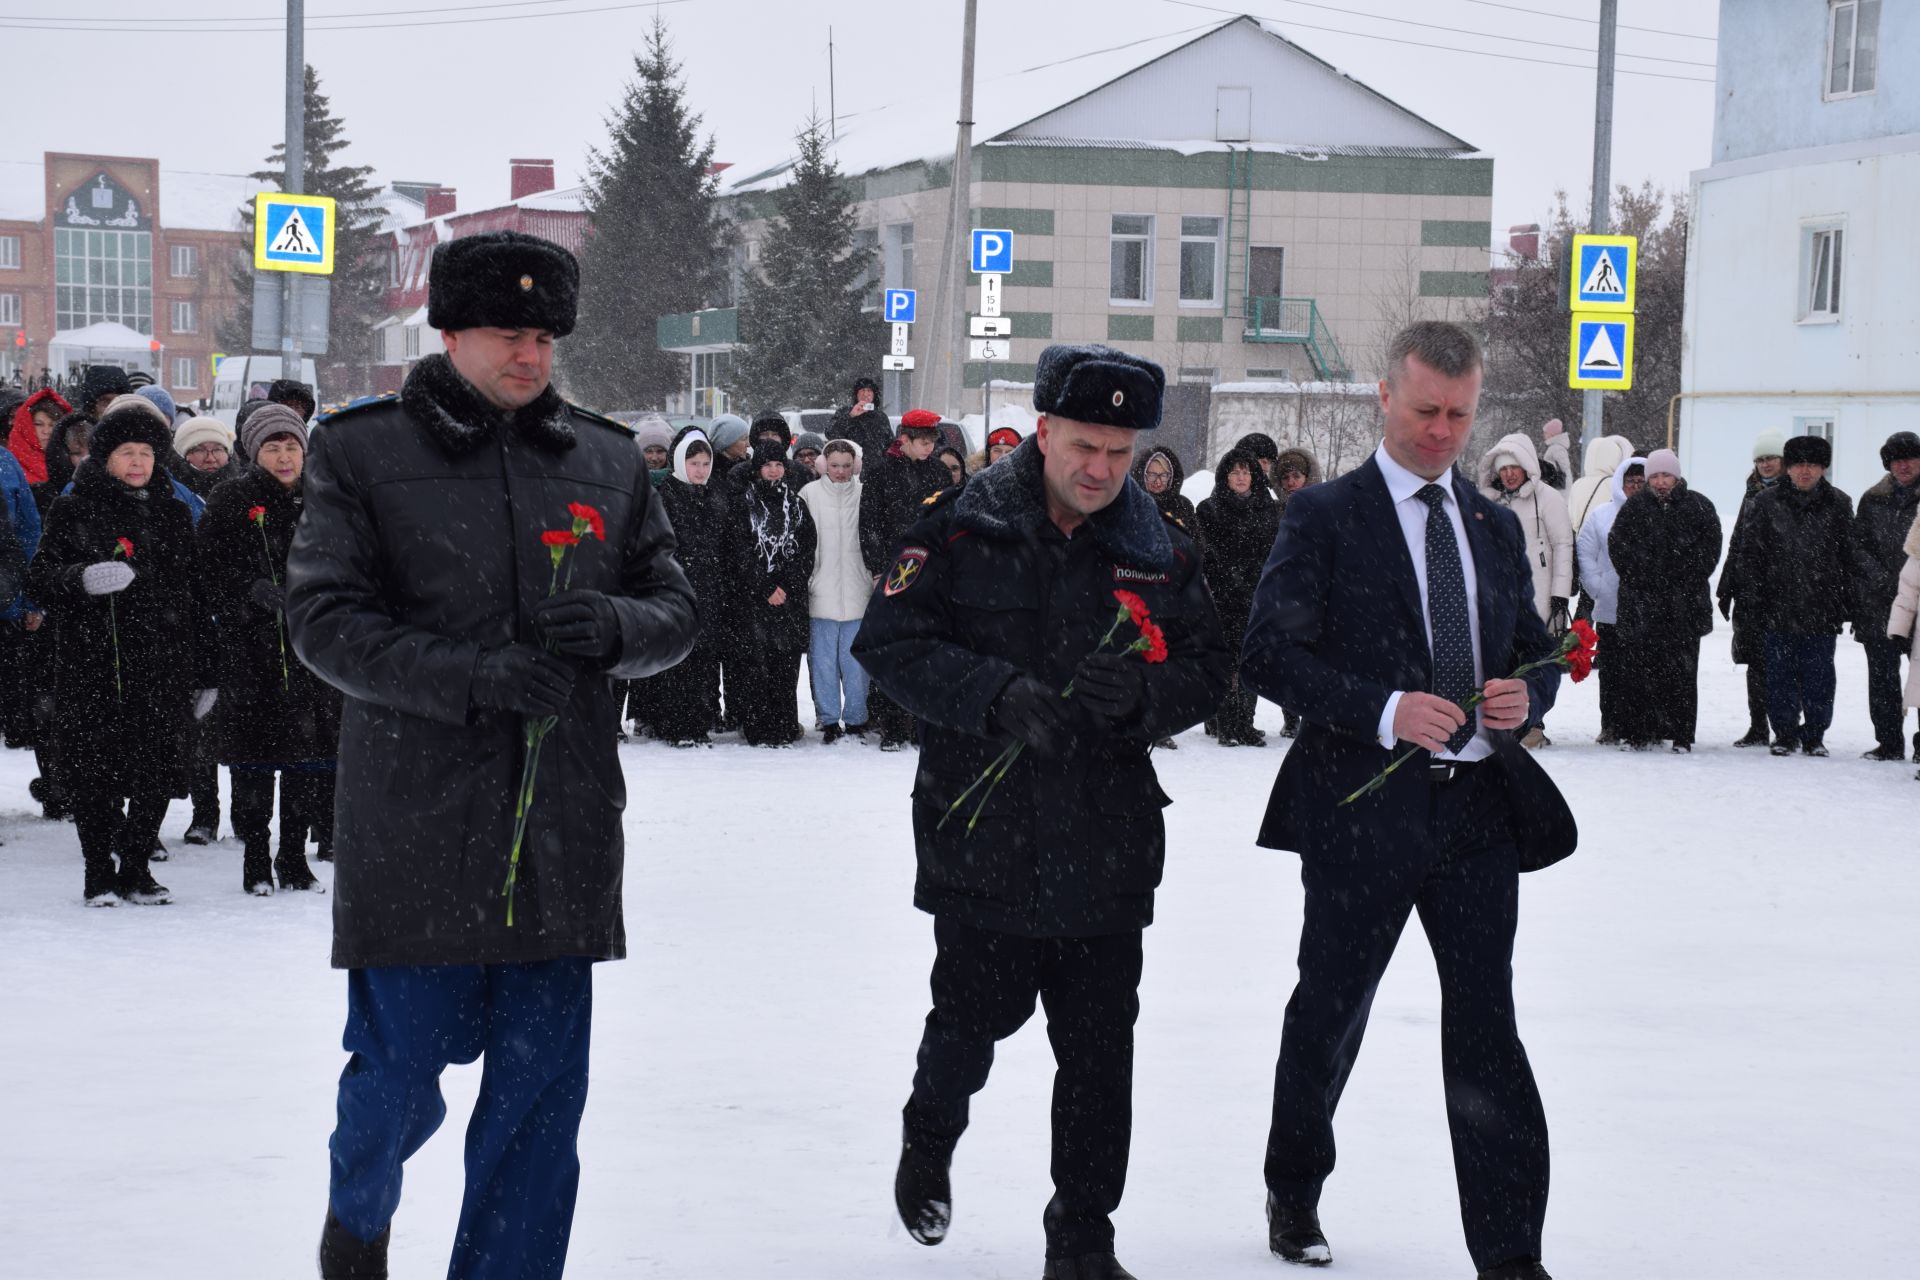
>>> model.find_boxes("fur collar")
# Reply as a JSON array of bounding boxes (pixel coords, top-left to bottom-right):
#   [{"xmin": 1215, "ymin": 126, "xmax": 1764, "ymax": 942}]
[
  {"xmin": 401, "ymin": 353, "xmax": 575, "ymax": 457},
  {"xmin": 953, "ymin": 437, "xmax": 1174, "ymax": 571}
]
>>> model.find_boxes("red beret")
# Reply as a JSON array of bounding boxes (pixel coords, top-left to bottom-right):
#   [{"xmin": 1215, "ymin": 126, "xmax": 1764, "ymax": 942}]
[{"xmin": 899, "ymin": 408, "xmax": 942, "ymax": 430}]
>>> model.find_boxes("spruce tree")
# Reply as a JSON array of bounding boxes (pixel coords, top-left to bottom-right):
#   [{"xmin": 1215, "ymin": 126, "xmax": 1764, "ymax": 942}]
[
  {"xmin": 564, "ymin": 17, "xmax": 731, "ymax": 410},
  {"xmin": 728, "ymin": 116, "xmax": 885, "ymax": 412},
  {"xmin": 219, "ymin": 65, "xmax": 387, "ymax": 397}
]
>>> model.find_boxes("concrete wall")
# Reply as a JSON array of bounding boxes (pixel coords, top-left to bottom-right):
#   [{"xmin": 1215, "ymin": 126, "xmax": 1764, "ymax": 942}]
[{"xmin": 1714, "ymin": 0, "xmax": 1920, "ymax": 163}]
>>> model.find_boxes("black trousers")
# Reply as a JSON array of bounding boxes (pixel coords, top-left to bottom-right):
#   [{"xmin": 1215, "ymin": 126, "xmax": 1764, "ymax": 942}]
[
  {"xmin": 1594, "ymin": 622, "xmax": 1621, "ymax": 737},
  {"xmin": 72, "ymin": 787, "xmax": 170, "ymax": 884},
  {"xmin": 1267, "ymin": 765, "xmax": 1547, "ymax": 1273},
  {"xmin": 1745, "ymin": 656, "xmax": 1770, "ymax": 734},
  {"xmin": 1614, "ymin": 633, "xmax": 1701, "ymax": 746},
  {"xmin": 904, "ymin": 916, "xmax": 1144, "ymax": 1259},
  {"xmin": 1216, "ymin": 669, "xmax": 1258, "ymax": 741},
  {"xmin": 869, "ymin": 683, "xmax": 916, "ymax": 744},
  {"xmin": 1861, "ymin": 635, "xmax": 1915, "ymax": 753},
  {"xmin": 185, "ymin": 717, "xmax": 220, "ymax": 830},
  {"xmin": 650, "ymin": 644, "xmax": 719, "ymax": 742},
  {"xmin": 232, "ymin": 768, "xmax": 335, "ymax": 854},
  {"xmin": 738, "ymin": 650, "xmax": 802, "ymax": 745}
]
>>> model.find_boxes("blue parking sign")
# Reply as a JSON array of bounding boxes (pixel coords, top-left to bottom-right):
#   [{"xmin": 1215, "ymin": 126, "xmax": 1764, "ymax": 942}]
[
  {"xmin": 884, "ymin": 289, "xmax": 917, "ymax": 324},
  {"xmin": 970, "ymin": 228, "xmax": 1013, "ymax": 275}
]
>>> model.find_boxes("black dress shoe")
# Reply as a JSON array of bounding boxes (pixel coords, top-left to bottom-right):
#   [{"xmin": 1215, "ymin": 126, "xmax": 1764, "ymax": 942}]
[
  {"xmin": 1267, "ymin": 1196, "xmax": 1330, "ymax": 1266},
  {"xmin": 1862, "ymin": 743, "xmax": 1905, "ymax": 761},
  {"xmin": 1477, "ymin": 1257, "xmax": 1552, "ymax": 1280},
  {"xmin": 1042, "ymin": 1253, "xmax": 1137, "ymax": 1280},
  {"xmin": 318, "ymin": 1211, "xmax": 389, "ymax": 1279},
  {"xmin": 894, "ymin": 1141, "xmax": 951, "ymax": 1245}
]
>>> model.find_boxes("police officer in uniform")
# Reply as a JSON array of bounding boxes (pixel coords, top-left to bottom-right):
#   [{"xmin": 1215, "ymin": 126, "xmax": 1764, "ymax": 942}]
[{"xmin": 853, "ymin": 344, "xmax": 1230, "ymax": 1280}]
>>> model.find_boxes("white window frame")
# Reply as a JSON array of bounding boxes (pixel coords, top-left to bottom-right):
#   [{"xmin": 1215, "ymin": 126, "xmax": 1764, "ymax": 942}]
[
  {"xmin": 0, "ymin": 235, "xmax": 19, "ymax": 270},
  {"xmin": 0, "ymin": 293, "xmax": 19, "ymax": 326},
  {"xmin": 1109, "ymin": 214, "xmax": 1155, "ymax": 306},
  {"xmin": 169, "ymin": 244, "xmax": 197, "ymax": 278},
  {"xmin": 170, "ymin": 299, "xmax": 197, "ymax": 335},
  {"xmin": 1799, "ymin": 219, "xmax": 1845, "ymax": 324},
  {"xmin": 1178, "ymin": 216, "xmax": 1224, "ymax": 306},
  {"xmin": 403, "ymin": 325, "xmax": 421, "ymax": 360},
  {"xmin": 170, "ymin": 356, "xmax": 197, "ymax": 391},
  {"xmin": 1793, "ymin": 414, "xmax": 1836, "ymax": 442},
  {"xmin": 1176, "ymin": 366, "xmax": 1218, "ymax": 384},
  {"xmin": 1825, "ymin": 0, "xmax": 1879, "ymax": 100}
]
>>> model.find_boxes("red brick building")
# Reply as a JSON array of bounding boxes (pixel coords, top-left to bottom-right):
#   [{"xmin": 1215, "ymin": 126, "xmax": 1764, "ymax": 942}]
[{"xmin": 0, "ymin": 152, "xmax": 251, "ymax": 402}]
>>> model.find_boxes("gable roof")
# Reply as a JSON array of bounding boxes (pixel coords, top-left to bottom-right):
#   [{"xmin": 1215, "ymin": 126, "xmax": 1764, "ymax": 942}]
[{"xmin": 727, "ymin": 14, "xmax": 1475, "ymax": 195}]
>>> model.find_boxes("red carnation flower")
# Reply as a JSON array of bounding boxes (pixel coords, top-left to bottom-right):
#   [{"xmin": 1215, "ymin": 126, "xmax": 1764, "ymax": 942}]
[
  {"xmin": 1112, "ymin": 589, "xmax": 1150, "ymax": 628},
  {"xmin": 567, "ymin": 501, "xmax": 606, "ymax": 542},
  {"xmin": 541, "ymin": 530, "xmax": 582, "ymax": 548},
  {"xmin": 1140, "ymin": 620, "xmax": 1169, "ymax": 665},
  {"xmin": 247, "ymin": 505, "xmax": 267, "ymax": 524},
  {"xmin": 115, "ymin": 537, "xmax": 134, "ymax": 559}
]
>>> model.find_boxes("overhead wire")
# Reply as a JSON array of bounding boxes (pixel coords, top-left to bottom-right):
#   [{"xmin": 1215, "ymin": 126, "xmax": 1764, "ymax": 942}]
[
  {"xmin": 1461, "ymin": 0, "xmax": 1717, "ymax": 42},
  {"xmin": 0, "ymin": 0, "xmax": 692, "ymax": 33}
]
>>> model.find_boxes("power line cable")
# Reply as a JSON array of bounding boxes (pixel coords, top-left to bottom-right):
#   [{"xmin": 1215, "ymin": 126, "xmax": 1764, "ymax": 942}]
[
  {"xmin": 0, "ymin": 0, "xmax": 691, "ymax": 33},
  {"xmin": 1461, "ymin": 0, "xmax": 1717, "ymax": 42}
]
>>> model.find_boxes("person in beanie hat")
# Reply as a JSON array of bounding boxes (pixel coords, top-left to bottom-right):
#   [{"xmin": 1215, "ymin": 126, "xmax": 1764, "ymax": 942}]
[
  {"xmin": 195, "ymin": 402, "xmax": 340, "ymax": 891},
  {"xmin": 706, "ymin": 413, "xmax": 751, "ymax": 476},
  {"xmin": 631, "ymin": 413, "xmax": 674, "ymax": 474},
  {"xmin": 855, "ymin": 343, "xmax": 1228, "ymax": 1279},
  {"xmin": 792, "ymin": 430, "xmax": 828, "ymax": 480},
  {"xmin": 27, "ymin": 397, "xmax": 207, "ymax": 907},
  {"xmin": 1538, "ymin": 418, "xmax": 1571, "ymax": 490},
  {"xmin": 831, "ymin": 374, "xmax": 892, "ymax": 462},
  {"xmin": 1608, "ymin": 449, "xmax": 1721, "ymax": 751},
  {"xmin": 172, "ymin": 417, "xmax": 243, "ymax": 499},
  {"xmin": 1848, "ymin": 430, "xmax": 1920, "ymax": 759},
  {"xmin": 1718, "ymin": 428, "xmax": 1792, "ymax": 745},
  {"xmin": 77, "ymin": 365, "xmax": 131, "ymax": 419},
  {"xmin": 859, "ymin": 408, "xmax": 950, "ymax": 749},
  {"xmin": 725, "ymin": 413, "xmax": 796, "ymax": 499},
  {"xmin": 284, "ymin": 228, "xmax": 697, "ymax": 1279},
  {"xmin": 266, "ymin": 379, "xmax": 317, "ymax": 423},
  {"xmin": 1729, "ymin": 434, "xmax": 1853, "ymax": 755},
  {"xmin": 134, "ymin": 383, "xmax": 179, "ymax": 427},
  {"xmin": 723, "ymin": 437, "xmax": 814, "ymax": 746}
]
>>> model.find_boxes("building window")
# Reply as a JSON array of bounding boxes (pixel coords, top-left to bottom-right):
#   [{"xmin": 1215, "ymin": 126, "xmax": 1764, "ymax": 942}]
[
  {"xmin": 170, "ymin": 300, "xmax": 197, "ymax": 334},
  {"xmin": 0, "ymin": 236, "xmax": 19, "ymax": 270},
  {"xmin": 1177, "ymin": 366, "xmax": 1218, "ymax": 384},
  {"xmin": 1826, "ymin": 1, "xmax": 1879, "ymax": 99},
  {"xmin": 169, "ymin": 244, "xmax": 197, "ymax": 278},
  {"xmin": 1110, "ymin": 214, "xmax": 1154, "ymax": 304},
  {"xmin": 1793, "ymin": 415, "xmax": 1835, "ymax": 441},
  {"xmin": 55, "ymin": 227, "xmax": 153, "ymax": 333},
  {"xmin": 0, "ymin": 293, "xmax": 19, "ymax": 326},
  {"xmin": 1178, "ymin": 217, "xmax": 1223, "ymax": 304},
  {"xmin": 403, "ymin": 325, "xmax": 421, "ymax": 359},
  {"xmin": 1801, "ymin": 223, "xmax": 1844, "ymax": 321},
  {"xmin": 170, "ymin": 357, "xmax": 197, "ymax": 391}
]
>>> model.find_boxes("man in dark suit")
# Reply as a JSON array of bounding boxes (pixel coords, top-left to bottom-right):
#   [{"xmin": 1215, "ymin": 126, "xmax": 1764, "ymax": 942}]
[{"xmin": 1242, "ymin": 321, "xmax": 1574, "ymax": 1280}]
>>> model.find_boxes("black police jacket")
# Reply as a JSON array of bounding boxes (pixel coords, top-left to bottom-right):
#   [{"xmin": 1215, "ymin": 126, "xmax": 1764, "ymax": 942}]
[
  {"xmin": 287, "ymin": 355, "xmax": 698, "ymax": 969},
  {"xmin": 852, "ymin": 439, "xmax": 1230, "ymax": 938}
]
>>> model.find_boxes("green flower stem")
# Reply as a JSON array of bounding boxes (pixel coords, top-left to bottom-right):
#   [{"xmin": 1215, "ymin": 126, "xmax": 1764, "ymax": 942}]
[{"xmin": 109, "ymin": 595, "xmax": 122, "ymax": 700}]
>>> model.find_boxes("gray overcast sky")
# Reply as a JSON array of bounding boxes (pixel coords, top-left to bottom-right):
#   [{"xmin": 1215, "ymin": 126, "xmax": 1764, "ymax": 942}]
[{"xmin": 6, "ymin": 0, "xmax": 1719, "ymax": 238}]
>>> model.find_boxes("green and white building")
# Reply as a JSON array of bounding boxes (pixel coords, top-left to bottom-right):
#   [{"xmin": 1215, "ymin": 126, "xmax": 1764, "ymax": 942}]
[{"xmin": 663, "ymin": 14, "xmax": 1492, "ymax": 461}]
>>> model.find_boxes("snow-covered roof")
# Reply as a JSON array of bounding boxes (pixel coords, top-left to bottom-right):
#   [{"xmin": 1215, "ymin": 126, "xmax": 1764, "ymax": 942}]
[
  {"xmin": 508, "ymin": 183, "xmax": 587, "ymax": 213},
  {"xmin": 0, "ymin": 159, "xmax": 254, "ymax": 232},
  {"xmin": 726, "ymin": 15, "xmax": 1475, "ymax": 196}
]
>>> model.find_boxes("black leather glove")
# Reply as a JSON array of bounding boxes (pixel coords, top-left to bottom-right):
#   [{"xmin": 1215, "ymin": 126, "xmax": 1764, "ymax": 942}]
[
  {"xmin": 532, "ymin": 589, "xmax": 621, "ymax": 662},
  {"xmin": 991, "ymin": 675, "xmax": 1074, "ymax": 759},
  {"xmin": 472, "ymin": 645, "xmax": 578, "ymax": 718},
  {"xmin": 1073, "ymin": 653, "xmax": 1146, "ymax": 729},
  {"xmin": 1547, "ymin": 596, "xmax": 1571, "ymax": 637},
  {"xmin": 249, "ymin": 578, "xmax": 286, "ymax": 613},
  {"xmin": 1718, "ymin": 595, "xmax": 1734, "ymax": 622}
]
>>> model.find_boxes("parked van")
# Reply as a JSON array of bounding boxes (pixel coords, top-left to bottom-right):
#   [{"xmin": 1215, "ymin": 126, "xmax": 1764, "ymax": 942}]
[{"xmin": 210, "ymin": 356, "xmax": 319, "ymax": 429}]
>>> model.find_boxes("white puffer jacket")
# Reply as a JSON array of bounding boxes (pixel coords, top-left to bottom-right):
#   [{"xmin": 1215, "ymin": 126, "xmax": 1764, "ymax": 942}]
[
  {"xmin": 1886, "ymin": 511, "xmax": 1920, "ymax": 708},
  {"xmin": 1574, "ymin": 455, "xmax": 1643, "ymax": 625},
  {"xmin": 1567, "ymin": 434, "xmax": 1634, "ymax": 533},
  {"xmin": 1477, "ymin": 431, "xmax": 1575, "ymax": 621},
  {"xmin": 800, "ymin": 461, "xmax": 870, "ymax": 623}
]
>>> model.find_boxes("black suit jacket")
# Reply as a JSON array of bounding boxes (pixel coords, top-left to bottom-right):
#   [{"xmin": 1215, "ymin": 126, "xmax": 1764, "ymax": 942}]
[{"xmin": 1241, "ymin": 455, "xmax": 1577, "ymax": 872}]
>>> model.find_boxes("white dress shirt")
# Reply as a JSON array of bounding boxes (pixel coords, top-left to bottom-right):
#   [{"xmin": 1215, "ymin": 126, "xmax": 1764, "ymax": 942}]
[{"xmin": 1372, "ymin": 443, "xmax": 1493, "ymax": 762}]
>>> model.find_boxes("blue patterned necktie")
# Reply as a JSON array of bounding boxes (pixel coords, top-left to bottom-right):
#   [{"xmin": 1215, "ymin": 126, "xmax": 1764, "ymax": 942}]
[{"xmin": 1416, "ymin": 483, "xmax": 1476, "ymax": 754}]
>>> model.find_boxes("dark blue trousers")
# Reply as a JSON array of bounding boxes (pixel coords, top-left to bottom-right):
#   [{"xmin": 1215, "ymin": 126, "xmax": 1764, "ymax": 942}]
[
  {"xmin": 328, "ymin": 958, "xmax": 595, "ymax": 1280},
  {"xmin": 1764, "ymin": 632, "xmax": 1838, "ymax": 745},
  {"xmin": 1266, "ymin": 765, "xmax": 1548, "ymax": 1273}
]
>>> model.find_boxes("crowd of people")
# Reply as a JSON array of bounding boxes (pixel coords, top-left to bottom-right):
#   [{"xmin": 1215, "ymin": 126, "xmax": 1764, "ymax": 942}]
[{"xmin": 6, "ymin": 357, "xmax": 1920, "ymax": 910}]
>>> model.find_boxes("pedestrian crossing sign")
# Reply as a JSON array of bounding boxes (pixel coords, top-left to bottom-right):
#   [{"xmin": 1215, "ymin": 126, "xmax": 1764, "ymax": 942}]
[
  {"xmin": 253, "ymin": 192, "xmax": 336, "ymax": 274},
  {"xmin": 1570, "ymin": 234, "xmax": 1636, "ymax": 312},
  {"xmin": 1568, "ymin": 312, "xmax": 1634, "ymax": 390}
]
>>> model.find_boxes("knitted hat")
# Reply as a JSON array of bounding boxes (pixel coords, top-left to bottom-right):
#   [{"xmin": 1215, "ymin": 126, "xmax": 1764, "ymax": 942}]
[
  {"xmin": 240, "ymin": 402, "xmax": 308, "ymax": 460},
  {"xmin": 80, "ymin": 365, "xmax": 132, "ymax": 412},
  {"xmin": 707, "ymin": 414, "xmax": 750, "ymax": 453},
  {"xmin": 90, "ymin": 396, "xmax": 174, "ymax": 458},
  {"xmin": 135, "ymin": 384, "xmax": 178, "ymax": 425},
  {"xmin": 1645, "ymin": 448, "xmax": 1682, "ymax": 479},
  {"xmin": 173, "ymin": 417, "xmax": 235, "ymax": 458},
  {"xmin": 750, "ymin": 437, "xmax": 789, "ymax": 474},
  {"xmin": 1752, "ymin": 428, "xmax": 1786, "ymax": 462},
  {"xmin": 792, "ymin": 431, "xmax": 826, "ymax": 457},
  {"xmin": 1783, "ymin": 435, "xmax": 1832, "ymax": 469},
  {"xmin": 1542, "ymin": 418, "xmax": 1565, "ymax": 438},
  {"xmin": 632, "ymin": 413, "xmax": 674, "ymax": 453},
  {"xmin": 1880, "ymin": 431, "xmax": 1920, "ymax": 470},
  {"xmin": 427, "ymin": 230, "xmax": 579, "ymax": 337},
  {"xmin": 899, "ymin": 408, "xmax": 942, "ymax": 435}
]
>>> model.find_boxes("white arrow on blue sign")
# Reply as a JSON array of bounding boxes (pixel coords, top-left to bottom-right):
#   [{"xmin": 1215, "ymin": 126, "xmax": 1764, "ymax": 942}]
[
  {"xmin": 883, "ymin": 289, "xmax": 917, "ymax": 324},
  {"xmin": 970, "ymin": 228, "xmax": 1013, "ymax": 275}
]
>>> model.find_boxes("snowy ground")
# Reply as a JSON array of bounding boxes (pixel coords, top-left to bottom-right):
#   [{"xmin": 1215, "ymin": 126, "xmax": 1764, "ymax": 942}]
[{"xmin": 3, "ymin": 624, "xmax": 1917, "ymax": 1279}]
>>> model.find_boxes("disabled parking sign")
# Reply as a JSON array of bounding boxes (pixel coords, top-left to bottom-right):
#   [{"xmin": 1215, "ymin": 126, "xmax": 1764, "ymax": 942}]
[{"xmin": 254, "ymin": 192, "xmax": 337, "ymax": 275}]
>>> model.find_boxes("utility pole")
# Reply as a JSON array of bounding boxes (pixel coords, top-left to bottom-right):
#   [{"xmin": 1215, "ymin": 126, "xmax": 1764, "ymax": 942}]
[
  {"xmin": 931, "ymin": 0, "xmax": 977, "ymax": 416},
  {"xmin": 828, "ymin": 26, "xmax": 836, "ymax": 142},
  {"xmin": 282, "ymin": 0, "xmax": 305, "ymax": 386},
  {"xmin": 1580, "ymin": 0, "xmax": 1617, "ymax": 461}
]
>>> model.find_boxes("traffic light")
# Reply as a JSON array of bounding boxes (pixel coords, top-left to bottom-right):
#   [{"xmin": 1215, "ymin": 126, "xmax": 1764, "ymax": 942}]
[{"xmin": 11, "ymin": 332, "xmax": 22, "ymax": 349}]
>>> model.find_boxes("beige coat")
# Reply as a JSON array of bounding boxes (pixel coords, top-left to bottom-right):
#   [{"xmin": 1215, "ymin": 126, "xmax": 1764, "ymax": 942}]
[
  {"xmin": 1885, "ymin": 510, "xmax": 1920, "ymax": 707},
  {"xmin": 1477, "ymin": 432, "xmax": 1575, "ymax": 620}
]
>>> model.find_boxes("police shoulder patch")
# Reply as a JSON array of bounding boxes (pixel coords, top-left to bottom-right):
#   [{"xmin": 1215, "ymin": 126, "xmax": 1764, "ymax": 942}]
[
  {"xmin": 315, "ymin": 392, "xmax": 399, "ymax": 425},
  {"xmin": 568, "ymin": 403, "xmax": 631, "ymax": 434},
  {"xmin": 885, "ymin": 546, "xmax": 930, "ymax": 597}
]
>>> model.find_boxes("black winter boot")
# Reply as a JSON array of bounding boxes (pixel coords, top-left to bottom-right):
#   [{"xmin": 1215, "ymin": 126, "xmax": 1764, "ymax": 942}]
[
  {"xmin": 894, "ymin": 1141, "xmax": 952, "ymax": 1245},
  {"xmin": 83, "ymin": 856, "xmax": 119, "ymax": 907},
  {"xmin": 117, "ymin": 856, "xmax": 172, "ymax": 906},
  {"xmin": 1733, "ymin": 725, "xmax": 1771, "ymax": 748},
  {"xmin": 1267, "ymin": 1196, "xmax": 1331, "ymax": 1266},
  {"xmin": 1043, "ymin": 1254, "xmax": 1138, "ymax": 1280},
  {"xmin": 1477, "ymin": 1258, "xmax": 1552, "ymax": 1280},
  {"xmin": 318, "ymin": 1210, "xmax": 389, "ymax": 1279},
  {"xmin": 242, "ymin": 836, "xmax": 274, "ymax": 896}
]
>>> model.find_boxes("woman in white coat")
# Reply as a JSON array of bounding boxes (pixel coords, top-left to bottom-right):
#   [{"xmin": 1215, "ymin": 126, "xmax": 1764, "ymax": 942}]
[
  {"xmin": 799, "ymin": 439, "xmax": 871, "ymax": 743},
  {"xmin": 1479, "ymin": 431, "xmax": 1576, "ymax": 747},
  {"xmin": 1574, "ymin": 456, "xmax": 1645, "ymax": 744},
  {"xmin": 1883, "ymin": 508, "xmax": 1920, "ymax": 781}
]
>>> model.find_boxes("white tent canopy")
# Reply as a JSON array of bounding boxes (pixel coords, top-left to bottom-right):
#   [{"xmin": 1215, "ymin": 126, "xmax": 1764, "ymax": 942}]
[{"xmin": 47, "ymin": 322, "xmax": 155, "ymax": 374}]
